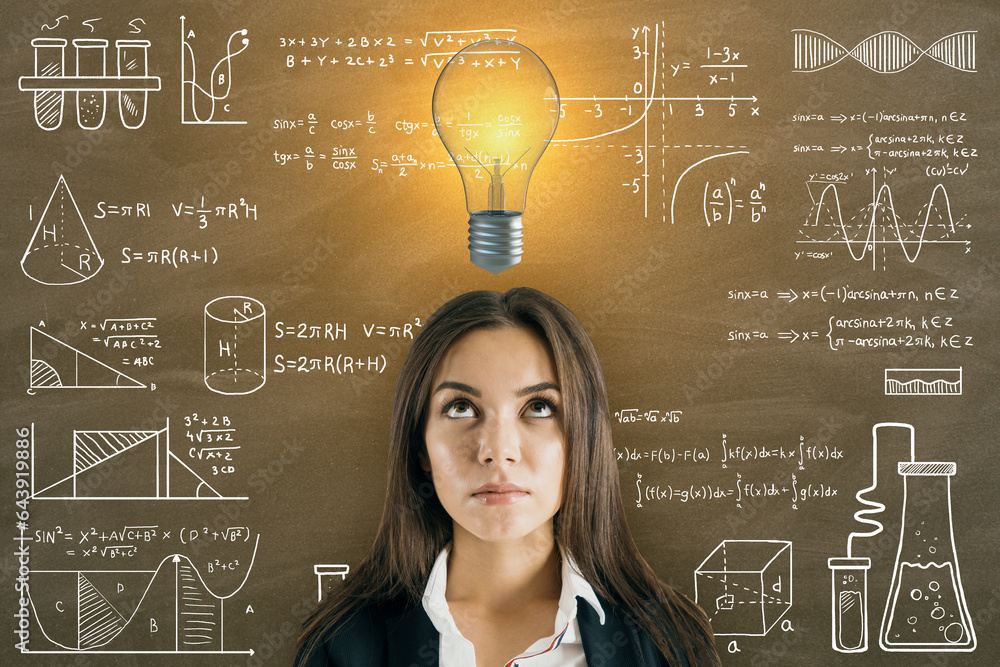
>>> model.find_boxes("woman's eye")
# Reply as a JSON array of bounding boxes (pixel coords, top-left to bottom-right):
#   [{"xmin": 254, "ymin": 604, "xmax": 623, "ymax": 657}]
[
  {"xmin": 445, "ymin": 400, "xmax": 476, "ymax": 418},
  {"xmin": 525, "ymin": 400, "xmax": 554, "ymax": 417}
]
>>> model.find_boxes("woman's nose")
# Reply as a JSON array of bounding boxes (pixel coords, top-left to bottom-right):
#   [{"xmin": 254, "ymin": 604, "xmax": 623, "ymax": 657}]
[{"xmin": 477, "ymin": 417, "xmax": 521, "ymax": 465}]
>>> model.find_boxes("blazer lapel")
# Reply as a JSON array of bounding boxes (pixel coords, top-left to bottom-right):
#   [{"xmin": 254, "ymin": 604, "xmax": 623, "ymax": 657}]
[
  {"xmin": 385, "ymin": 604, "xmax": 440, "ymax": 667},
  {"xmin": 578, "ymin": 596, "xmax": 646, "ymax": 667}
]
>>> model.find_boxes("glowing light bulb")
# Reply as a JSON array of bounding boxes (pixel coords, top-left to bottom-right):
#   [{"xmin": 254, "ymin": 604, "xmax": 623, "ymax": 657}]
[{"xmin": 432, "ymin": 40, "xmax": 559, "ymax": 273}]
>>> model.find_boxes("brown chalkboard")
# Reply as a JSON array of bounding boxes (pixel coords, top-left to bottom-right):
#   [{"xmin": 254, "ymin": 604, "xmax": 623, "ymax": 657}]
[{"xmin": 2, "ymin": 1, "xmax": 998, "ymax": 665}]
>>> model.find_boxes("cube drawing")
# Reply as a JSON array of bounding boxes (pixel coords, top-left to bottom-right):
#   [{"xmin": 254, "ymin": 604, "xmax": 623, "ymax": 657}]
[{"xmin": 695, "ymin": 540, "xmax": 793, "ymax": 636}]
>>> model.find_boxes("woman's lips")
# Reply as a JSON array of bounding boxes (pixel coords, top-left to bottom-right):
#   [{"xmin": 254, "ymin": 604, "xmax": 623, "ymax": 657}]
[{"xmin": 472, "ymin": 483, "xmax": 527, "ymax": 505}]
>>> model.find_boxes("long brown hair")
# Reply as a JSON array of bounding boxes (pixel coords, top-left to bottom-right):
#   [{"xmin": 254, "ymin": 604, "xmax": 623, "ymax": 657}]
[{"xmin": 298, "ymin": 287, "xmax": 718, "ymax": 664}]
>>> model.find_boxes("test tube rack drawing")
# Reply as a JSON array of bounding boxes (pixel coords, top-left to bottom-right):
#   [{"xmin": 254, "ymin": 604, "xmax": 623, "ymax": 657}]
[
  {"xmin": 19, "ymin": 37, "xmax": 161, "ymax": 130},
  {"xmin": 828, "ymin": 422, "xmax": 976, "ymax": 653}
]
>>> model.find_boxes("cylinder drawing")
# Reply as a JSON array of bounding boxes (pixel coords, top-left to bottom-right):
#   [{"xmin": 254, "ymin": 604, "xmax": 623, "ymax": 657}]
[
  {"xmin": 880, "ymin": 461, "xmax": 975, "ymax": 652},
  {"xmin": 117, "ymin": 40, "xmax": 151, "ymax": 128},
  {"xmin": 31, "ymin": 38, "xmax": 67, "ymax": 130},
  {"xmin": 73, "ymin": 39, "xmax": 108, "ymax": 130},
  {"xmin": 829, "ymin": 557, "xmax": 870, "ymax": 652},
  {"xmin": 204, "ymin": 296, "xmax": 266, "ymax": 395}
]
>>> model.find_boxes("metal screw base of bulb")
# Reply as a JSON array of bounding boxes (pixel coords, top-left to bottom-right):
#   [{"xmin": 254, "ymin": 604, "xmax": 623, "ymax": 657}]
[{"xmin": 468, "ymin": 212, "xmax": 523, "ymax": 274}]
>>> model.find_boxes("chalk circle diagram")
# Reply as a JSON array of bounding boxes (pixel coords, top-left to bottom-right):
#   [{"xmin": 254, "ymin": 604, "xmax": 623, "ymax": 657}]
[
  {"xmin": 21, "ymin": 175, "xmax": 104, "ymax": 285},
  {"xmin": 670, "ymin": 151, "xmax": 751, "ymax": 226},
  {"xmin": 29, "ymin": 326, "xmax": 146, "ymax": 394},
  {"xmin": 204, "ymin": 296, "xmax": 266, "ymax": 395}
]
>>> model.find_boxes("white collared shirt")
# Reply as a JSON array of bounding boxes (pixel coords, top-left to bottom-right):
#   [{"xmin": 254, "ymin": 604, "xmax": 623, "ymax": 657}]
[{"xmin": 421, "ymin": 547, "xmax": 605, "ymax": 667}]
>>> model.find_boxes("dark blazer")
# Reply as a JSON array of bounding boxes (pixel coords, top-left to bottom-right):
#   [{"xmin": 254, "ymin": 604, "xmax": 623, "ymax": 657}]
[{"xmin": 294, "ymin": 595, "xmax": 688, "ymax": 667}]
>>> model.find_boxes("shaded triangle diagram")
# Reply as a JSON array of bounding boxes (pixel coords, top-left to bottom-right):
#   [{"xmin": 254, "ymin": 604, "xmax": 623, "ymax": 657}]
[
  {"xmin": 21, "ymin": 175, "xmax": 104, "ymax": 285},
  {"xmin": 78, "ymin": 573, "xmax": 127, "ymax": 649},
  {"xmin": 33, "ymin": 426, "xmax": 227, "ymax": 500},
  {"xmin": 30, "ymin": 327, "xmax": 146, "ymax": 390}
]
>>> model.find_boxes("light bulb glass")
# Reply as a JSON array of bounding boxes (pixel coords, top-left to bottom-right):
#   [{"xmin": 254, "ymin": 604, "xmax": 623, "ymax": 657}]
[{"xmin": 432, "ymin": 40, "xmax": 559, "ymax": 273}]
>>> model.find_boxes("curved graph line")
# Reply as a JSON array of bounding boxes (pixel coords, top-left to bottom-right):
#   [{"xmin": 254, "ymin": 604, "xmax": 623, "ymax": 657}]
[
  {"xmin": 184, "ymin": 29, "xmax": 249, "ymax": 123},
  {"xmin": 670, "ymin": 151, "xmax": 749, "ymax": 224},
  {"xmin": 812, "ymin": 182, "xmax": 956, "ymax": 264},
  {"xmin": 26, "ymin": 535, "xmax": 259, "ymax": 651},
  {"xmin": 793, "ymin": 30, "xmax": 976, "ymax": 73},
  {"xmin": 553, "ymin": 25, "xmax": 659, "ymax": 143}
]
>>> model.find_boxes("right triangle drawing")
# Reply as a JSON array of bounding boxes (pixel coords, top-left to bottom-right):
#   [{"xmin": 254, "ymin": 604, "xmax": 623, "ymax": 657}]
[{"xmin": 30, "ymin": 327, "xmax": 146, "ymax": 390}]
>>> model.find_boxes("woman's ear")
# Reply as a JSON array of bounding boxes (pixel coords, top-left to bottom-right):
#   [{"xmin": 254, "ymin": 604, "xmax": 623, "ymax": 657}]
[{"xmin": 418, "ymin": 449, "xmax": 431, "ymax": 473}]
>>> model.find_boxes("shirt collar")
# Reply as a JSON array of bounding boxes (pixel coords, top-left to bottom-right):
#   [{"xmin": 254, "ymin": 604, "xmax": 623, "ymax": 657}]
[{"xmin": 421, "ymin": 546, "xmax": 606, "ymax": 635}]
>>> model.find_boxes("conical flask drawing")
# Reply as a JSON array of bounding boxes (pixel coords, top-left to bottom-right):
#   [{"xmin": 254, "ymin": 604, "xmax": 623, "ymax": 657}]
[
  {"xmin": 880, "ymin": 461, "xmax": 975, "ymax": 651},
  {"xmin": 21, "ymin": 175, "xmax": 104, "ymax": 285}
]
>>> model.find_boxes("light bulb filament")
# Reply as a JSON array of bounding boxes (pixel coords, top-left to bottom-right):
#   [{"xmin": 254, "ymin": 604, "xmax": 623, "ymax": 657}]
[{"xmin": 466, "ymin": 147, "xmax": 531, "ymax": 213}]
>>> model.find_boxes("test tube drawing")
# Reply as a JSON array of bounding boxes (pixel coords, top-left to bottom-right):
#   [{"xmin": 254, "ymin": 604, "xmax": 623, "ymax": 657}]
[
  {"xmin": 29, "ymin": 38, "xmax": 67, "ymax": 130},
  {"xmin": 117, "ymin": 40, "xmax": 152, "ymax": 128},
  {"xmin": 314, "ymin": 564, "xmax": 350, "ymax": 602},
  {"xmin": 204, "ymin": 296, "xmax": 266, "ymax": 395},
  {"xmin": 73, "ymin": 39, "xmax": 108, "ymax": 130},
  {"xmin": 829, "ymin": 557, "xmax": 871, "ymax": 652}
]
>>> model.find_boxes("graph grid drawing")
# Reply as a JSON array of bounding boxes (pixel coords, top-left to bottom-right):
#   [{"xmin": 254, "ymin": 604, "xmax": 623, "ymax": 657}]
[
  {"xmin": 885, "ymin": 368, "xmax": 962, "ymax": 396},
  {"xmin": 793, "ymin": 30, "xmax": 976, "ymax": 73},
  {"xmin": 24, "ymin": 537, "xmax": 258, "ymax": 654},
  {"xmin": 29, "ymin": 326, "xmax": 145, "ymax": 392},
  {"xmin": 180, "ymin": 16, "xmax": 249, "ymax": 125},
  {"xmin": 798, "ymin": 179, "xmax": 969, "ymax": 271},
  {"xmin": 31, "ymin": 420, "xmax": 247, "ymax": 501}
]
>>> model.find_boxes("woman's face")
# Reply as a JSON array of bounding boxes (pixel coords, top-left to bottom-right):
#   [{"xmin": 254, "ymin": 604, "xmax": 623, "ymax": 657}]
[{"xmin": 422, "ymin": 326, "xmax": 566, "ymax": 546}]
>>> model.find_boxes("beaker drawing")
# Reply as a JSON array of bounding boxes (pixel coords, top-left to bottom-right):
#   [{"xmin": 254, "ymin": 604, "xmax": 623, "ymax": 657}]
[
  {"xmin": 829, "ymin": 557, "xmax": 870, "ymax": 652},
  {"xmin": 880, "ymin": 461, "xmax": 975, "ymax": 652},
  {"xmin": 116, "ymin": 39, "xmax": 151, "ymax": 129},
  {"xmin": 30, "ymin": 38, "xmax": 67, "ymax": 131},
  {"xmin": 73, "ymin": 39, "xmax": 108, "ymax": 130},
  {"xmin": 204, "ymin": 296, "xmax": 266, "ymax": 395}
]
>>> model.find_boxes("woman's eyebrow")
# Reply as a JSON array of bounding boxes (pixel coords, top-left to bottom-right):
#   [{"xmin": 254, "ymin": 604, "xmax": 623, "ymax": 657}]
[
  {"xmin": 431, "ymin": 381, "xmax": 481, "ymax": 397},
  {"xmin": 516, "ymin": 382, "xmax": 560, "ymax": 396}
]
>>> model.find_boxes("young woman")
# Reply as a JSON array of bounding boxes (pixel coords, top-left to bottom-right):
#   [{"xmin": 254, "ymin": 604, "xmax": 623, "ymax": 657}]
[{"xmin": 296, "ymin": 288, "xmax": 719, "ymax": 666}]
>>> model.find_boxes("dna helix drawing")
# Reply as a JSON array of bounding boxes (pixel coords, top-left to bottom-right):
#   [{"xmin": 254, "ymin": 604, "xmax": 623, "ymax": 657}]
[{"xmin": 792, "ymin": 30, "xmax": 976, "ymax": 73}]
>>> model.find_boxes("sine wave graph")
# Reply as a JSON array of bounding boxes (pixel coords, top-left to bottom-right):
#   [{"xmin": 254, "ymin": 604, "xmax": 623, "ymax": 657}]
[
  {"xmin": 799, "ymin": 179, "xmax": 969, "ymax": 271},
  {"xmin": 793, "ymin": 30, "xmax": 976, "ymax": 73},
  {"xmin": 25, "ymin": 536, "xmax": 258, "ymax": 655}
]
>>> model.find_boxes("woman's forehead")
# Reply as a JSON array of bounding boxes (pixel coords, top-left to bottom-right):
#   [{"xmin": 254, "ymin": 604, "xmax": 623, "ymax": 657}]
[{"xmin": 430, "ymin": 326, "xmax": 558, "ymax": 391}]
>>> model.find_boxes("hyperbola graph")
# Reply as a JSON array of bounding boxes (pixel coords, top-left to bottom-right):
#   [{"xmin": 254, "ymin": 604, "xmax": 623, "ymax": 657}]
[
  {"xmin": 548, "ymin": 21, "xmax": 760, "ymax": 224},
  {"xmin": 793, "ymin": 30, "xmax": 976, "ymax": 73},
  {"xmin": 797, "ymin": 176, "xmax": 970, "ymax": 271},
  {"xmin": 30, "ymin": 420, "xmax": 247, "ymax": 501},
  {"xmin": 24, "ymin": 537, "xmax": 258, "ymax": 655}
]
